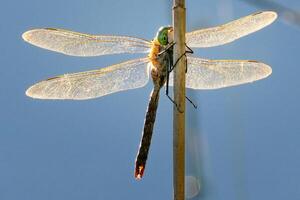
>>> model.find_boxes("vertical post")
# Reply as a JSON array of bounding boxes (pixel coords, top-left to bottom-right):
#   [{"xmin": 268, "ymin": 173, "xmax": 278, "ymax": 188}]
[{"xmin": 173, "ymin": 0, "xmax": 186, "ymax": 200}]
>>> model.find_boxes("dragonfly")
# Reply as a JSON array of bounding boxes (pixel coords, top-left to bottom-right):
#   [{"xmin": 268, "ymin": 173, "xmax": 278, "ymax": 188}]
[{"xmin": 22, "ymin": 11, "xmax": 277, "ymax": 179}]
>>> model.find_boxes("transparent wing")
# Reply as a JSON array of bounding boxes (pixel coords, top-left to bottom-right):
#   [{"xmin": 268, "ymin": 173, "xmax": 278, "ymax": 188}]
[
  {"xmin": 169, "ymin": 57, "xmax": 272, "ymax": 89},
  {"xmin": 26, "ymin": 58, "xmax": 150, "ymax": 99},
  {"xmin": 186, "ymin": 11, "xmax": 277, "ymax": 48},
  {"xmin": 22, "ymin": 28, "xmax": 152, "ymax": 56},
  {"xmin": 184, "ymin": 56, "xmax": 272, "ymax": 89}
]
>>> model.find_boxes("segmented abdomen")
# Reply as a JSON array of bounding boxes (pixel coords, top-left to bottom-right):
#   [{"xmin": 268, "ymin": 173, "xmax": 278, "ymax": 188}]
[{"xmin": 135, "ymin": 87, "xmax": 160, "ymax": 179}]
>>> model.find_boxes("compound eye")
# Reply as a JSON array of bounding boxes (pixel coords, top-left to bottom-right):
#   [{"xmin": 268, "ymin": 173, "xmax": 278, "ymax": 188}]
[
  {"xmin": 161, "ymin": 33, "xmax": 168, "ymax": 45},
  {"xmin": 157, "ymin": 29, "xmax": 169, "ymax": 45}
]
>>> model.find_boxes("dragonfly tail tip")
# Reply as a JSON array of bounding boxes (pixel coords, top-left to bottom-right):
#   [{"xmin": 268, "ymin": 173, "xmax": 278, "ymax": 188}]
[{"xmin": 134, "ymin": 165, "xmax": 145, "ymax": 180}]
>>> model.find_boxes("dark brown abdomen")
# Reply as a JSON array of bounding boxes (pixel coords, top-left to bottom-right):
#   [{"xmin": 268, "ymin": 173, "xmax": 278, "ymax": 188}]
[{"xmin": 135, "ymin": 88, "xmax": 160, "ymax": 179}]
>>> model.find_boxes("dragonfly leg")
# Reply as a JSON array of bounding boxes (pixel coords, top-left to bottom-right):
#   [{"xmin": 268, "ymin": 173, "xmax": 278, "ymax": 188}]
[
  {"xmin": 185, "ymin": 43, "xmax": 193, "ymax": 54},
  {"xmin": 170, "ymin": 52, "xmax": 186, "ymax": 72},
  {"xmin": 166, "ymin": 84, "xmax": 195, "ymax": 111},
  {"xmin": 170, "ymin": 43, "xmax": 193, "ymax": 72},
  {"xmin": 158, "ymin": 42, "xmax": 175, "ymax": 56},
  {"xmin": 185, "ymin": 44, "xmax": 193, "ymax": 73},
  {"xmin": 168, "ymin": 43, "xmax": 197, "ymax": 109},
  {"xmin": 165, "ymin": 55, "xmax": 183, "ymax": 113},
  {"xmin": 166, "ymin": 93, "xmax": 183, "ymax": 113},
  {"xmin": 186, "ymin": 96, "xmax": 197, "ymax": 109}
]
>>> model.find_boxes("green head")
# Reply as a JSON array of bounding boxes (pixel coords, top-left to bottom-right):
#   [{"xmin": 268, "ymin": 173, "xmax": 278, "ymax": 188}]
[{"xmin": 156, "ymin": 26, "xmax": 173, "ymax": 46}]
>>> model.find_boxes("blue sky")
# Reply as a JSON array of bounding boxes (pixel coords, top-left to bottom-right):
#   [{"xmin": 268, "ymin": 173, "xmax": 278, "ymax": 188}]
[{"xmin": 0, "ymin": 0, "xmax": 299, "ymax": 200}]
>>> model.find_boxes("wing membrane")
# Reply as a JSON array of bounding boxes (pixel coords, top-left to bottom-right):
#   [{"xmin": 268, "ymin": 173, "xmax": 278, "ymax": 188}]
[
  {"xmin": 169, "ymin": 57, "xmax": 272, "ymax": 89},
  {"xmin": 22, "ymin": 28, "xmax": 151, "ymax": 56},
  {"xmin": 186, "ymin": 11, "xmax": 277, "ymax": 48},
  {"xmin": 184, "ymin": 57, "xmax": 272, "ymax": 89},
  {"xmin": 26, "ymin": 58, "xmax": 150, "ymax": 99}
]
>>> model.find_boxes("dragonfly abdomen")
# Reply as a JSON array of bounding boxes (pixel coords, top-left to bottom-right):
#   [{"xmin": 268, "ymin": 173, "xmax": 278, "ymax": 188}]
[{"xmin": 135, "ymin": 87, "xmax": 160, "ymax": 179}]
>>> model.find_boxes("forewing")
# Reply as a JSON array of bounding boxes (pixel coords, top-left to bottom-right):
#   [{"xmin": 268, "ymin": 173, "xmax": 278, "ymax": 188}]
[
  {"xmin": 186, "ymin": 11, "xmax": 277, "ymax": 48},
  {"xmin": 22, "ymin": 28, "xmax": 151, "ymax": 56},
  {"xmin": 183, "ymin": 56, "xmax": 272, "ymax": 89},
  {"xmin": 26, "ymin": 58, "xmax": 150, "ymax": 99}
]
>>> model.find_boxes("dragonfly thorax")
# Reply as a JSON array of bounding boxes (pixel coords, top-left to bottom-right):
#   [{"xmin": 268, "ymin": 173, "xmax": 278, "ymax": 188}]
[{"xmin": 148, "ymin": 40, "xmax": 173, "ymax": 89}]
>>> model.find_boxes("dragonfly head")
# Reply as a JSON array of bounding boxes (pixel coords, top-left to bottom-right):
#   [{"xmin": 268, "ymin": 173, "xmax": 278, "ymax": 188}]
[{"xmin": 156, "ymin": 26, "xmax": 173, "ymax": 46}]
